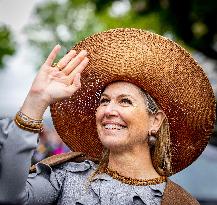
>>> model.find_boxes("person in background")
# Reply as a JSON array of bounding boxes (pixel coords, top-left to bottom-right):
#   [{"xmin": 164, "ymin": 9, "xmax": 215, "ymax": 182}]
[{"xmin": 32, "ymin": 125, "xmax": 70, "ymax": 164}]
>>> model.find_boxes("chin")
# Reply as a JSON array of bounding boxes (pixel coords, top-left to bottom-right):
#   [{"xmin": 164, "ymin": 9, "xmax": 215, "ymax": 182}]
[{"xmin": 98, "ymin": 133, "xmax": 128, "ymax": 151}]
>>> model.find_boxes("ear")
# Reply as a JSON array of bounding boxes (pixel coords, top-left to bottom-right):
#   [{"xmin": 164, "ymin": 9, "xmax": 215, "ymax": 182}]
[{"xmin": 149, "ymin": 110, "xmax": 165, "ymax": 132}]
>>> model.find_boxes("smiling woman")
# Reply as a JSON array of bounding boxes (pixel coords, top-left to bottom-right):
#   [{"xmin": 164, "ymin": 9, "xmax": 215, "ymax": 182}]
[
  {"xmin": 95, "ymin": 81, "xmax": 171, "ymax": 179},
  {"xmin": 0, "ymin": 28, "xmax": 216, "ymax": 205}
]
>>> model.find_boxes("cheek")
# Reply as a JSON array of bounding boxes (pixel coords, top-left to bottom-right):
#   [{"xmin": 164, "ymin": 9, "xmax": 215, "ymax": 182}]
[
  {"xmin": 130, "ymin": 110, "xmax": 150, "ymax": 130},
  {"xmin": 95, "ymin": 107, "xmax": 103, "ymax": 124}
]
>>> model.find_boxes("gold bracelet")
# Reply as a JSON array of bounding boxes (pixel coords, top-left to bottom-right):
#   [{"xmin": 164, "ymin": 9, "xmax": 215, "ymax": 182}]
[
  {"xmin": 16, "ymin": 111, "xmax": 43, "ymax": 123},
  {"xmin": 14, "ymin": 111, "xmax": 43, "ymax": 133}
]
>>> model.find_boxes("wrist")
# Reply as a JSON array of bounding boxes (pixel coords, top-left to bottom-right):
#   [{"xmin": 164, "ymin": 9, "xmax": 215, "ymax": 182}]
[
  {"xmin": 14, "ymin": 111, "xmax": 43, "ymax": 133},
  {"xmin": 20, "ymin": 92, "xmax": 50, "ymax": 119}
]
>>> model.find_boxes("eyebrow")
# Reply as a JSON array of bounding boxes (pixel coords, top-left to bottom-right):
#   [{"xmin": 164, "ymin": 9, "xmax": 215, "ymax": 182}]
[{"xmin": 101, "ymin": 93, "xmax": 136, "ymax": 101}]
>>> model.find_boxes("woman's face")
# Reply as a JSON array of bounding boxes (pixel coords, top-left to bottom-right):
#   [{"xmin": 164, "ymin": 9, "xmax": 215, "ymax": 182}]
[{"xmin": 96, "ymin": 81, "xmax": 155, "ymax": 152}]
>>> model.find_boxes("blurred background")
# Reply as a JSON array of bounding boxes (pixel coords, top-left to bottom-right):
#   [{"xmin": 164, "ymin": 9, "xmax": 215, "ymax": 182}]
[{"xmin": 0, "ymin": 0, "xmax": 217, "ymax": 204}]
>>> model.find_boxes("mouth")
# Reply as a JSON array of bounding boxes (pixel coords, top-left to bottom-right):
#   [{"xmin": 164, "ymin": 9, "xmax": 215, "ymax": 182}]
[{"xmin": 103, "ymin": 123, "xmax": 127, "ymax": 130}]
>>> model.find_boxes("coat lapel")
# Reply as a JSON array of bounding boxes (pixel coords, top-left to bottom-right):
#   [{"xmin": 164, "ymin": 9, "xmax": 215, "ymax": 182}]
[{"xmin": 161, "ymin": 179, "xmax": 200, "ymax": 205}]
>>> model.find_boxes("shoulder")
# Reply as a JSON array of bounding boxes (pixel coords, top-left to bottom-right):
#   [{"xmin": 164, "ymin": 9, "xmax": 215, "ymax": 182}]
[
  {"xmin": 161, "ymin": 179, "xmax": 200, "ymax": 205},
  {"xmin": 28, "ymin": 152, "xmax": 99, "ymax": 192},
  {"xmin": 30, "ymin": 151, "xmax": 99, "ymax": 173}
]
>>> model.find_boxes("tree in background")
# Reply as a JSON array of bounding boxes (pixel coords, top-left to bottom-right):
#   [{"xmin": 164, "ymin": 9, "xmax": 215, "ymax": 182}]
[
  {"xmin": 94, "ymin": 0, "xmax": 217, "ymax": 60},
  {"xmin": 25, "ymin": 0, "xmax": 103, "ymax": 62},
  {"xmin": 0, "ymin": 25, "xmax": 16, "ymax": 69},
  {"xmin": 25, "ymin": 0, "xmax": 217, "ymax": 64},
  {"xmin": 25, "ymin": 0, "xmax": 165, "ymax": 61}
]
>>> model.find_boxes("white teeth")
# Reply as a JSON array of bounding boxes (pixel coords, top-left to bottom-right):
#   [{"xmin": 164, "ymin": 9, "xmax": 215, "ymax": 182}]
[{"xmin": 104, "ymin": 124, "xmax": 124, "ymax": 130}]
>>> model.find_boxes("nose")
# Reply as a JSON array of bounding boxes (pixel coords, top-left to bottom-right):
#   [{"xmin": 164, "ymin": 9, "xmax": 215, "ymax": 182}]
[{"xmin": 104, "ymin": 102, "xmax": 119, "ymax": 117}]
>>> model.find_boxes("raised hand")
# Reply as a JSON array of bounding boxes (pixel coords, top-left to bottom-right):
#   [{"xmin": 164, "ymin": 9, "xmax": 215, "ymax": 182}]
[{"xmin": 20, "ymin": 45, "xmax": 89, "ymax": 119}]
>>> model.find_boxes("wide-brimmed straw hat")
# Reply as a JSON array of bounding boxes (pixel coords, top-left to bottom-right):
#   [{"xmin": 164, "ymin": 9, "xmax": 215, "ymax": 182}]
[{"xmin": 50, "ymin": 28, "xmax": 216, "ymax": 176}]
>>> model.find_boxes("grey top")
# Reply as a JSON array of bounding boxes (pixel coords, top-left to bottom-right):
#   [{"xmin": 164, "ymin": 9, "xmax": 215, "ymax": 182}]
[{"xmin": 0, "ymin": 118, "xmax": 166, "ymax": 205}]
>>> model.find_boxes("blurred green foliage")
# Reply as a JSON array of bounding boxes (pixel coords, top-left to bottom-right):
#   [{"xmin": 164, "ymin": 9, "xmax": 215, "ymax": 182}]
[
  {"xmin": 25, "ymin": 0, "xmax": 217, "ymax": 64},
  {"xmin": 0, "ymin": 25, "xmax": 16, "ymax": 69},
  {"xmin": 25, "ymin": 0, "xmax": 103, "ymax": 63}
]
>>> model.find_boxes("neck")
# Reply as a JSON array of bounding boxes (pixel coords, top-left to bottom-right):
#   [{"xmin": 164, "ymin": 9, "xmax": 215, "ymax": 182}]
[{"xmin": 108, "ymin": 145, "xmax": 160, "ymax": 179}]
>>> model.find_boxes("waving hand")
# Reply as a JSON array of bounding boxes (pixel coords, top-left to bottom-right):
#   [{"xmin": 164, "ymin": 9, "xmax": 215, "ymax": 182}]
[{"xmin": 20, "ymin": 45, "xmax": 89, "ymax": 119}]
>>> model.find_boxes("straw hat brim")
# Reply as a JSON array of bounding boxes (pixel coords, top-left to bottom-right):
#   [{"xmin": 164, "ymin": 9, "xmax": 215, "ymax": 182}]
[{"xmin": 50, "ymin": 28, "xmax": 216, "ymax": 176}]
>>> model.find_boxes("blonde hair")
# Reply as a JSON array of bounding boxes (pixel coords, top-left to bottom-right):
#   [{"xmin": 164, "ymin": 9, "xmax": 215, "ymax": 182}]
[
  {"xmin": 143, "ymin": 91, "xmax": 172, "ymax": 176},
  {"xmin": 88, "ymin": 148, "xmax": 109, "ymax": 183}
]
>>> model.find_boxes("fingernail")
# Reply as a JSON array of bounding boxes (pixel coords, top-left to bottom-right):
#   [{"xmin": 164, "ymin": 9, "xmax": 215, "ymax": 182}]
[
  {"xmin": 56, "ymin": 44, "xmax": 61, "ymax": 49},
  {"xmin": 70, "ymin": 49, "xmax": 76, "ymax": 54},
  {"xmin": 81, "ymin": 50, "xmax": 87, "ymax": 55}
]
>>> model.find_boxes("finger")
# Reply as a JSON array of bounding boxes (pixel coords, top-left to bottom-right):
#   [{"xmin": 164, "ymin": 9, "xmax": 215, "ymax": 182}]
[
  {"xmin": 73, "ymin": 73, "xmax": 81, "ymax": 88},
  {"xmin": 44, "ymin": 45, "xmax": 61, "ymax": 66},
  {"xmin": 62, "ymin": 50, "xmax": 87, "ymax": 75},
  {"xmin": 67, "ymin": 57, "xmax": 89, "ymax": 84},
  {"xmin": 56, "ymin": 50, "xmax": 77, "ymax": 70},
  {"xmin": 65, "ymin": 73, "xmax": 81, "ymax": 94}
]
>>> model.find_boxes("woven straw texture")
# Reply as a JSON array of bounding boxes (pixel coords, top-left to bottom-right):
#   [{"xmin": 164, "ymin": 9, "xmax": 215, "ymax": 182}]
[{"xmin": 50, "ymin": 28, "xmax": 216, "ymax": 176}]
